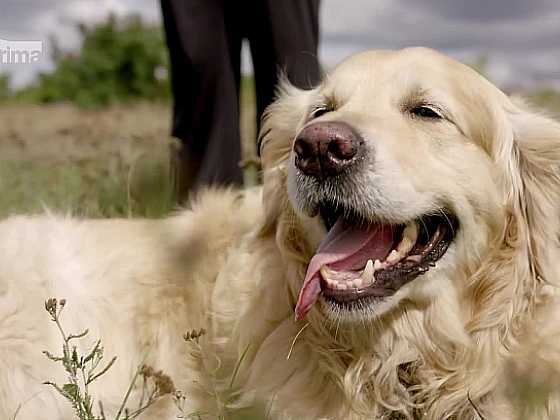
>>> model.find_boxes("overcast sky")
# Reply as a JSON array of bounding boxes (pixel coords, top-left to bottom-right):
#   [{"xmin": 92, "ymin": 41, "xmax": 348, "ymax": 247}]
[{"xmin": 1, "ymin": 0, "xmax": 559, "ymax": 89}]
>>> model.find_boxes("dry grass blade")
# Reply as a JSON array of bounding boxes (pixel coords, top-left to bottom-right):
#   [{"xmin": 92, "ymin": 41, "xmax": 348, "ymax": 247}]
[
  {"xmin": 229, "ymin": 343, "xmax": 251, "ymax": 390},
  {"xmin": 286, "ymin": 322, "xmax": 309, "ymax": 360}
]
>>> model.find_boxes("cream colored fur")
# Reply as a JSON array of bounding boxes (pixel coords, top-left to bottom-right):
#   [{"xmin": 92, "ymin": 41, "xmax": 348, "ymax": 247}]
[{"xmin": 2, "ymin": 48, "xmax": 560, "ymax": 419}]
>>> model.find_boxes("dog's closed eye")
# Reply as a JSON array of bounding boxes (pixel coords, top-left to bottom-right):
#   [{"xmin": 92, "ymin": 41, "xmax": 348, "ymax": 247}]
[
  {"xmin": 402, "ymin": 86, "xmax": 446, "ymax": 121},
  {"xmin": 409, "ymin": 105, "xmax": 442, "ymax": 120}
]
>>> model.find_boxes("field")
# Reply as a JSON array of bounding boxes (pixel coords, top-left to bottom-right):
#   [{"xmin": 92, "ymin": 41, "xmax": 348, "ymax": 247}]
[
  {"xmin": 0, "ymin": 102, "xmax": 174, "ymax": 218},
  {"xmin": 0, "ymin": 78, "xmax": 257, "ymax": 219}
]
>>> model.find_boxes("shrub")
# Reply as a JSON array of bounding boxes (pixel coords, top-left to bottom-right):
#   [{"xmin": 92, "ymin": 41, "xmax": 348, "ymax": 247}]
[
  {"xmin": 17, "ymin": 14, "xmax": 170, "ymax": 107},
  {"xmin": 0, "ymin": 73, "xmax": 10, "ymax": 102}
]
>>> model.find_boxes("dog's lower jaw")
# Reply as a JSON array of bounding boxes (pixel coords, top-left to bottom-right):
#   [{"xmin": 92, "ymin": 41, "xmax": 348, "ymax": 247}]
[{"xmin": 319, "ymin": 293, "xmax": 398, "ymax": 323}]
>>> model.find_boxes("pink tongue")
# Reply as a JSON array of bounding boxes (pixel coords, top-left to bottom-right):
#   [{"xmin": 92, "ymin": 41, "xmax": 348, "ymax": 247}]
[{"xmin": 294, "ymin": 220, "xmax": 395, "ymax": 320}]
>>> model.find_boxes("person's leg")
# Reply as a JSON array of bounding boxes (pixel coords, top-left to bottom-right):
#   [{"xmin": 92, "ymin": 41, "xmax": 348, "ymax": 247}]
[
  {"xmin": 248, "ymin": 0, "xmax": 321, "ymax": 139},
  {"xmin": 160, "ymin": 0, "xmax": 243, "ymax": 201}
]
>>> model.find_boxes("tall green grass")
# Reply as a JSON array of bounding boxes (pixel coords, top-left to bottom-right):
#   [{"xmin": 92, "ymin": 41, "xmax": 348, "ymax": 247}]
[
  {"xmin": 0, "ymin": 158, "xmax": 175, "ymax": 218},
  {"xmin": 0, "ymin": 75, "xmax": 258, "ymax": 220}
]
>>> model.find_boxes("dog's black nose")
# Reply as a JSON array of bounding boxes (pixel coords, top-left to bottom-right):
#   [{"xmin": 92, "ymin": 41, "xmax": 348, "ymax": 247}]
[{"xmin": 293, "ymin": 121, "xmax": 362, "ymax": 177}]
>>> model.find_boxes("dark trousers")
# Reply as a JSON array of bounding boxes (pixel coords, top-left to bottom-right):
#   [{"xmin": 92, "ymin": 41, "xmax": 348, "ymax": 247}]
[{"xmin": 161, "ymin": 0, "xmax": 321, "ymax": 196}]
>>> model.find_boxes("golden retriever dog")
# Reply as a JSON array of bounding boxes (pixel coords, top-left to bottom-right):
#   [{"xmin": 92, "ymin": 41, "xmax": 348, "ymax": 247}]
[{"xmin": 2, "ymin": 47, "xmax": 560, "ymax": 419}]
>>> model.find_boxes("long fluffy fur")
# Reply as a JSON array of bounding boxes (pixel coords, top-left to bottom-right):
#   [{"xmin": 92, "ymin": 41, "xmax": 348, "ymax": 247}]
[{"xmin": 2, "ymin": 48, "xmax": 560, "ymax": 419}]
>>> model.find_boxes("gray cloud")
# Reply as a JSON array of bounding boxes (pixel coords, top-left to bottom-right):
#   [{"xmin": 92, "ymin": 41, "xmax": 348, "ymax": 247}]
[
  {"xmin": 319, "ymin": 0, "xmax": 560, "ymax": 89},
  {"xmin": 1, "ymin": 0, "xmax": 559, "ymax": 89},
  {"xmin": 402, "ymin": 0, "xmax": 559, "ymax": 22}
]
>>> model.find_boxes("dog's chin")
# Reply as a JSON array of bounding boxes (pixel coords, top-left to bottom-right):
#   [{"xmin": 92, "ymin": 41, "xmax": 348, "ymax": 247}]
[
  {"xmin": 319, "ymin": 290, "xmax": 402, "ymax": 323},
  {"xmin": 292, "ymin": 195, "xmax": 460, "ymax": 324}
]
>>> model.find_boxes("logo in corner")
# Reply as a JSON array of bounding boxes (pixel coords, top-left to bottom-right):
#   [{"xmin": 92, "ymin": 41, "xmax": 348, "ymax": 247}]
[{"xmin": 0, "ymin": 38, "xmax": 44, "ymax": 64}]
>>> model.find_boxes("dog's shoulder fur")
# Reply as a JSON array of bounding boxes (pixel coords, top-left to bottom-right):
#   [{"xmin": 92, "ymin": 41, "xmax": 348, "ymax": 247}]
[{"xmin": 0, "ymin": 188, "xmax": 275, "ymax": 418}]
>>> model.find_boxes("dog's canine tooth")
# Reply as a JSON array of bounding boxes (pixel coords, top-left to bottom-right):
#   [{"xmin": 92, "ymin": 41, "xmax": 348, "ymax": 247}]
[
  {"xmin": 403, "ymin": 221, "xmax": 419, "ymax": 242},
  {"xmin": 360, "ymin": 259, "xmax": 374, "ymax": 284},
  {"xmin": 320, "ymin": 265, "xmax": 336, "ymax": 283},
  {"xmin": 396, "ymin": 222, "xmax": 418, "ymax": 256},
  {"xmin": 319, "ymin": 266, "xmax": 340, "ymax": 289},
  {"xmin": 396, "ymin": 237, "xmax": 413, "ymax": 255},
  {"xmin": 386, "ymin": 249, "xmax": 402, "ymax": 264},
  {"xmin": 406, "ymin": 255, "xmax": 422, "ymax": 263}
]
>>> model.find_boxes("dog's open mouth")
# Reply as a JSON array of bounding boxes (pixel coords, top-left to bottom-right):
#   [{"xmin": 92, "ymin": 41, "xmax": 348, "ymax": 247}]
[{"xmin": 294, "ymin": 203, "xmax": 458, "ymax": 320}]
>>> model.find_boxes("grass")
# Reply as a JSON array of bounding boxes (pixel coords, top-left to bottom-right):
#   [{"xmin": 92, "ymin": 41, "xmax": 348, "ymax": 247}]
[
  {"xmin": 0, "ymin": 76, "xmax": 257, "ymax": 219},
  {"xmin": 41, "ymin": 298, "xmax": 176, "ymax": 420},
  {"xmin": 0, "ymin": 159, "xmax": 174, "ymax": 218},
  {"xmin": 529, "ymin": 88, "xmax": 560, "ymax": 117},
  {"xmin": 0, "ymin": 102, "xmax": 176, "ymax": 218},
  {"xmin": 39, "ymin": 298, "xmax": 269, "ymax": 420}
]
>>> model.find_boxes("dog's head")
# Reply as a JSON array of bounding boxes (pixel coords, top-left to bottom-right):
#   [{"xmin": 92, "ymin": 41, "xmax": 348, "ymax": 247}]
[{"xmin": 259, "ymin": 48, "xmax": 560, "ymax": 331}]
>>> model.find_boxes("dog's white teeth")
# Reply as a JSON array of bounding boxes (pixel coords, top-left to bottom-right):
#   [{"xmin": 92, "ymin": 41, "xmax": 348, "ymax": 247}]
[
  {"xmin": 320, "ymin": 266, "xmax": 339, "ymax": 287},
  {"xmin": 320, "ymin": 260, "xmax": 379, "ymax": 291},
  {"xmin": 406, "ymin": 254, "xmax": 422, "ymax": 263},
  {"xmin": 343, "ymin": 259, "xmax": 375, "ymax": 289},
  {"xmin": 386, "ymin": 249, "xmax": 402, "ymax": 264},
  {"xmin": 374, "ymin": 259, "xmax": 383, "ymax": 270},
  {"xmin": 320, "ymin": 265, "xmax": 335, "ymax": 279},
  {"xmin": 385, "ymin": 222, "xmax": 419, "ymax": 265},
  {"xmin": 360, "ymin": 259, "xmax": 374, "ymax": 283},
  {"xmin": 351, "ymin": 278, "xmax": 363, "ymax": 288},
  {"xmin": 403, "ymin": 221, "xmax": 419, "ymax": 242},
  {"xmin": 396, "ymin": 237, "xmax": 413, "ymax": 256},
  {"xmin": 396, "ymin": 221, "xmax": 418, "ymax": 256}
]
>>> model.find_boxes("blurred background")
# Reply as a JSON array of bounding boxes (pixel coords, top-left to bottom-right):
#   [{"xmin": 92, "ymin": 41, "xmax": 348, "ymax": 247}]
[{"xmin": 1, "ymin": 0, "xmax": 559, "ymax": 218}]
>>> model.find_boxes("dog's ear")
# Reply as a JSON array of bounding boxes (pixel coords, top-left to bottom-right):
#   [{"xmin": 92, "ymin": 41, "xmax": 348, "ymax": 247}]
[
  {"xmin": 257, "ymin": 81, "xmax": 316, "ymax": 234},
  {"xmin": 497, "ymin": 98, "xmax": 560, "ymax": 286}
]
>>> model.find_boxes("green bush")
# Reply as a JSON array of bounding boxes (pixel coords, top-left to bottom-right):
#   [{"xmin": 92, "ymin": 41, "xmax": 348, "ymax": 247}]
[
  {"xmin": 0, "ymin": 74, "xmax": 10, "ymax": 102},
  {"xmin": 17, "ymin": 14, "xmax": 170, "ymax": 107}
]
